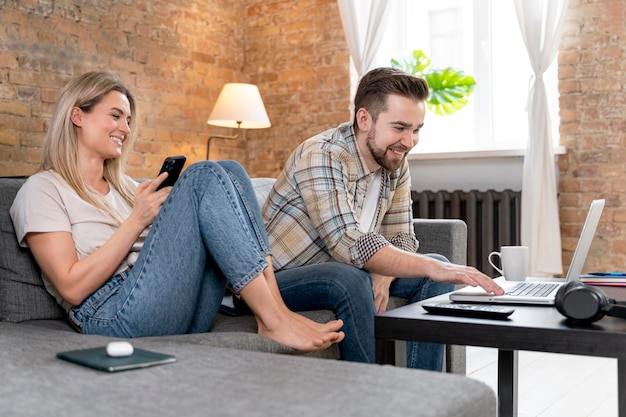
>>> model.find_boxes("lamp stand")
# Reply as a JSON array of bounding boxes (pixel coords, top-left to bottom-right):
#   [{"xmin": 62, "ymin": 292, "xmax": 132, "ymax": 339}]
[{"xmin": 206, "ymin": 122, "xmax": 242, "ymax": 160}]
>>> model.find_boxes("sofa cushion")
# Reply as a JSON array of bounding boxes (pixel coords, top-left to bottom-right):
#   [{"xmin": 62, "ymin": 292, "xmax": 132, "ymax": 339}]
[
  {"xmin": 0, "ymin": 178, "xmax": 65, "ymax": 322},
  {"xmin": 0, "ymin": 321, "xmax": 496, "ymax": 417},
  {"xmin": 250, "ymin": 177, "xmax": 276, "ymax": 207}
]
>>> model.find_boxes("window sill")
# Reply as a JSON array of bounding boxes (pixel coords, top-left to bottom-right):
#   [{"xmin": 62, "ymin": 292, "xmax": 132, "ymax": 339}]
[
  {"xmin": 407, "ymin": 146, "xmax": 566, "ymax": 192},
  {"xmin": 407, "ymin": 146, "xmax": 566, "ymax": 161}
]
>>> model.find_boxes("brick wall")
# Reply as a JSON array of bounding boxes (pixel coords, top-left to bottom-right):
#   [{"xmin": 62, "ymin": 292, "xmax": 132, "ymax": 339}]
[
  {"xmin": 559, "ymin": 0, "xmax": 626, "ymax": 272},
  {"xmin": 243, "ymin": 0, "xmax": 350, "ymax": 177},
  {"xmin": 0, "ymin": 0, "xmax": 248, "ymax": 177},
  {"xmin": 0, "ymin": 0, "xmax": 348, "ymax": 178}
]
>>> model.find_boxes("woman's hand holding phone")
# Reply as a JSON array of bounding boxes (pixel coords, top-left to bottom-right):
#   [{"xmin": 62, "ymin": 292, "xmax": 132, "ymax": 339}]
[
  {"xmin": 156, "ymin": 156, "xmax": 186, "ymax": 190},
  {"xmin": 130, "ymin": 156, "xmax": 187, "ymax": 229}
]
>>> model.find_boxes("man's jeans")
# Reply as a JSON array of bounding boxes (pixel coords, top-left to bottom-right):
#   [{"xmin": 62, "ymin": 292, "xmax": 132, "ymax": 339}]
[{"xmin": 277, "ymin": 256, "xmax": 454, "ymax": 370}]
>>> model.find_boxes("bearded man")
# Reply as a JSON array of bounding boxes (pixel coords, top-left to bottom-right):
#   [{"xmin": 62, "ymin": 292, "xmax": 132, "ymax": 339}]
[{"xmin": 262, "ymin": 67, "xmax": 503, "ymax": 370}]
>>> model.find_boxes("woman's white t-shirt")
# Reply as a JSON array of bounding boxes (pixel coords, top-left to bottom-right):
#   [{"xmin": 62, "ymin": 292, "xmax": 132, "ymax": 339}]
[{"xmin": 10, "ymin": 170, "xmax": 146, "ymax": 312}]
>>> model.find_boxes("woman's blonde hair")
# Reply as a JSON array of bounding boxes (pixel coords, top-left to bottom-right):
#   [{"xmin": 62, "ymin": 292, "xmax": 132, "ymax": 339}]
[{"xmin": 40, "ymin": 71, "xmax": 137, "ymax": 223}]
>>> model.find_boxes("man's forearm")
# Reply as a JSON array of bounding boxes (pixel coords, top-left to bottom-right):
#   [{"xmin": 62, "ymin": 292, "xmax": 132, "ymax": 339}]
[
  {"xmin": 364, "ymin": 245, "xmax": 505, "ymax": 296},
  {"xmin": 363, "ymin": 245, "xmax": 439, "ymax": 278}
]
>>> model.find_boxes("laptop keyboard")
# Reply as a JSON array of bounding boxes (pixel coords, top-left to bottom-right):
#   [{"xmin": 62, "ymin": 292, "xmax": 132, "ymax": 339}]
[{"xmin": 505, "ymin": 282, "xmax": 560, "ymax": 297}]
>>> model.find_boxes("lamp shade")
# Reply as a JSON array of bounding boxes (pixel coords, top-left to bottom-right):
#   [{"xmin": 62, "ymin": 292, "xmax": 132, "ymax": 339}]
[{"xmin": 207, "ymin": 83, "xmax": 271, "ymax": 129}]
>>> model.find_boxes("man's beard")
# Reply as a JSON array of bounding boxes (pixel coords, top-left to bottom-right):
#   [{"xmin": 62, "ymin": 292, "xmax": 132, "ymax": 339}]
[{"xmin": 365, "ymin": 129, "xmax": 405, "ymax": 171}]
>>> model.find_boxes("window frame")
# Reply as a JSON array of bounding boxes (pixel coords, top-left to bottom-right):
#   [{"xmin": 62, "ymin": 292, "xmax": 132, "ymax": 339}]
[{"xmin": 351, "ymin": 0, "xmax": 561, "ymax": 157}]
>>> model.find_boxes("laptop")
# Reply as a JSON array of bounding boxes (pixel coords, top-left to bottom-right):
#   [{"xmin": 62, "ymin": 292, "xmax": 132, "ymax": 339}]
[{"xmin": 449, "ymin": 199, "xmax": 605, "ymax": 305}]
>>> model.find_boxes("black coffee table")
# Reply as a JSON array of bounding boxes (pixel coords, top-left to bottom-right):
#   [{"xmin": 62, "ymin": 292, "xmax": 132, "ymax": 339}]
[{"xmin": 375, "ymin": 286, "xmax": 626, "ymax": 417}]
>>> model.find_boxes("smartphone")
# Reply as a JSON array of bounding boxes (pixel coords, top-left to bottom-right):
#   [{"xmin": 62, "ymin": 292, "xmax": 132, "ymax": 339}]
[{"xmin": 156, "ymin": 156, "xmax": 186, "ymax": 190}]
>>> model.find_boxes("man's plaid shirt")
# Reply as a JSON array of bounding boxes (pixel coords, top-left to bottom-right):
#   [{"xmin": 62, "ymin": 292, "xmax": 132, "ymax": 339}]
[{"xmin": 263, "ymin": 122, "xmax": 418, "ymax": 271}]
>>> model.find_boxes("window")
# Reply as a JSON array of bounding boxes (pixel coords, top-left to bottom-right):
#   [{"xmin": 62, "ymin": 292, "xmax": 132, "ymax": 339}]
[{"xmin": 358, "ymin": 0, "xmax": 560, "ymax": 154}]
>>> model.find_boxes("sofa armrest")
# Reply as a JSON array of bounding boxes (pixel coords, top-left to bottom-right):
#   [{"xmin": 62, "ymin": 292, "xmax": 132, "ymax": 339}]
[{"xmin": 413, "ymin": 219, "xmax": 467, "ymax": 266}]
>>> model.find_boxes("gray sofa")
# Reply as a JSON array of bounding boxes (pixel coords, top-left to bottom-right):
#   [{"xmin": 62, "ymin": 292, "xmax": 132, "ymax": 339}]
[{"xmin": 1, "ymin": 176, "xmax": 495, "ymax": 417}]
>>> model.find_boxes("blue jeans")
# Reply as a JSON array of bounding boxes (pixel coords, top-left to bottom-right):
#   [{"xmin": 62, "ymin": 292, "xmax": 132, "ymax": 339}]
[
  {"xmin": 276, "ymin": 262, "xmax": 376, "ymax": 363},
  {"xmin": 70, "ymin": 160, "xmax": 273, "ymax": 337},
  {"xmin": 388, "ymin": 253, "xmax": 454, "ymax": 370},
  {"xmin": 276, "ymin": 255, "xmax": 454, "ymax": 370}
]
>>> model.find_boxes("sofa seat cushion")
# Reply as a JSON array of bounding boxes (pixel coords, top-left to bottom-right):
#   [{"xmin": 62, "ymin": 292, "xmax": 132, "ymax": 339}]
[
  {"xmin": 11, "ymin": 319, "xmax": 341, "ymax": 359},
  {"xmin": 0, "ymin": 321, "xmax": 496, "ymax": 417}
]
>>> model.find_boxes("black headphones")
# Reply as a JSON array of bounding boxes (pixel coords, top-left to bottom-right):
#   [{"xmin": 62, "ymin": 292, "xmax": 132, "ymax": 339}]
[{"xmin": 555, "ymin": 281, "xmax": 626, "ymax": 323}]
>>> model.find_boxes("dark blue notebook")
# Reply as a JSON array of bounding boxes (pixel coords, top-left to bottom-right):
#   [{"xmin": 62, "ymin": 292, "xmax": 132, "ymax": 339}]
[{"xmin": 57, "ymin": 346, "xmax": 176, "ymax": 373}]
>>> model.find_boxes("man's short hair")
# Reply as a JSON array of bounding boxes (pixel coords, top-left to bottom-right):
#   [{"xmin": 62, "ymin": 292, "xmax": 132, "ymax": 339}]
[{"xmin": 353, "ymin": 67, "xmax": 429, "ymax": 130}]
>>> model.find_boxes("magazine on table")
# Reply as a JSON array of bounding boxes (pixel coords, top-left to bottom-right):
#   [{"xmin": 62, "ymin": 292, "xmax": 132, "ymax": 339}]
[{"xmin": 580, "ymin": 272, "xmax": 626, "ymax": 286}]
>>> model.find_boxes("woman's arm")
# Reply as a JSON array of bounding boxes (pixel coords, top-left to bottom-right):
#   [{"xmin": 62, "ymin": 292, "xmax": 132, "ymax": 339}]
[{"xmin": 25, "ymin": 176, "xmax": 169, "ymax": 306}]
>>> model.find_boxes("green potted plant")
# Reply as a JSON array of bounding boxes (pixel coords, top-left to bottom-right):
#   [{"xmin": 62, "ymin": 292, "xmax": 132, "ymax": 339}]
[{"xmin": 391, "ymin": 50, "xmax": 476, "ymax": 116}]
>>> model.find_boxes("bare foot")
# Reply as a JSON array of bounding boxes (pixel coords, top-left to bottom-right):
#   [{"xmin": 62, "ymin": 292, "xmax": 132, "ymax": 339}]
[
  {"xmin": 256, "ymin": 313, "xmax": 345, "ymax": 352},
  {"xmin": 239, "ymin": 270, "xmax": 344, "ymax": 352},
  {"xmin": 288, "ymin": 309, "xmax": 344, "ymax": 333}
]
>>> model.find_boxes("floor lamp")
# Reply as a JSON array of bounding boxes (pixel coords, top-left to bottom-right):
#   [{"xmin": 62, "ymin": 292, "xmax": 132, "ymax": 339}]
[{"xmin": 206, "ymin": 83, "xmax": 271, "ymax": 160}]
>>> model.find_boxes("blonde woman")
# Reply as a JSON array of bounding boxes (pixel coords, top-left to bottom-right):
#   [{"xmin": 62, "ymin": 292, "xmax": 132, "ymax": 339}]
[{"xmin": 10, "ymin": 72, "xmax": 344, "ymax": 352}]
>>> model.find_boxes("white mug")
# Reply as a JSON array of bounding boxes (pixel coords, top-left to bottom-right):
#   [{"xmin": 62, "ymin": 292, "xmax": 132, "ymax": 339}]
[{"xmin": 488, "ymin": 246, "xmax": 529, "ymax": 281}]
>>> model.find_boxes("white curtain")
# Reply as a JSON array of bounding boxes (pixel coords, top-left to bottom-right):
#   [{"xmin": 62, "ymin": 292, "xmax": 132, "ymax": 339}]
[
  {"xmin": 337, "ymin": 0, "xmax": 390, "ymax": 78},
  {"xmin": 514, "ymin": 0, "xmax": 569, "ymax": 276}
]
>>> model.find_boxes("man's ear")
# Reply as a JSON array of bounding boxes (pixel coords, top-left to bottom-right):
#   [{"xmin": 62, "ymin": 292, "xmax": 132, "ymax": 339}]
[
  {"xmin": 355, "ymin": 108, "xmax": 371, "ymax": 132},
  {"xmin": 70, "ymin": 107, "xmax": 83, "ymax": 127}
]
